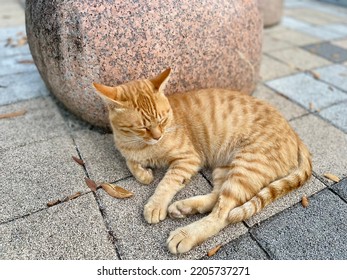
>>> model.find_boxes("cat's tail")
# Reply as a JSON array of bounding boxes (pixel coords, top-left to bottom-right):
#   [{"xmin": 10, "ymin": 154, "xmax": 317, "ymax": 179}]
[{"xmin": 227, "ymin": 141, "xmax": 312, "ymax": 223}]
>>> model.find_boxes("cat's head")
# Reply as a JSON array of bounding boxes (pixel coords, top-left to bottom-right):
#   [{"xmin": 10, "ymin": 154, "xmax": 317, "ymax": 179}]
[{"xmin": 93, "ymin": 68, "xmax": 172, "ymax": 146}]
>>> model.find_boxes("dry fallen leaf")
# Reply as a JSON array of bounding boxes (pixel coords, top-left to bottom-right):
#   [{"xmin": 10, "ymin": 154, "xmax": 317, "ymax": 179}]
[
  {"xmin": 47, "ymin": 199, "xmax": 60, "ymax": 207},
  {"xmin": 16, "ymin": 36, "xmax": 27, "ymax": 46},
  {"xmin": 17, "ymin": 59, "xmax": 34, "ymax": 64},
  {"xmin": 100, "ymin": 183, "xmax": 134, "ymax": 198},
  {"xmin": 67, "ymin": 191, "xmax": 82, "ymax": 201},
  {"xmin": 301, "ymin": 196, "xmax": 309, "ymax": 208},
  {"xmin": 324, "ymin": 173, "xmax": 340, "ymax": 183},
  {"xmin": 0, "ymin": 109, "xmax": 27, "ymax": 119},
  {"xmin": 72, "ymin": 155, "xmax": 85, "ymax": 166},
  {"xmin": 309, "ymin": 70, "xmax": 320, "ymax": 80},
  {"xmin": 85, "ymin": 177, "xmax": 97, "ymax": 192},
  {"xmin": 207, "ymin": 244, "xmax": 222, "ymax": 257},
  {"xmin": 309, "ymin": 102, "xmax": 314, "ymax": 111}
]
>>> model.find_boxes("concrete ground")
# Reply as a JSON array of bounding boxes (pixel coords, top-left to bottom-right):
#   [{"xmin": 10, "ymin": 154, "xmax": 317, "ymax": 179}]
[{"xmin": 0, "ymin": 0, "xmax": 346, "ymax": 260}]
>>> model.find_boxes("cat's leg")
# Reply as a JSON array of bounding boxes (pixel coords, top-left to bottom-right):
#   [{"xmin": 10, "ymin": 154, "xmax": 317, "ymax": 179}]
[
  {"xmin": 144, "ymin": 157, "xmax": 201, "ymax": 224},
  {"xmin": 126, "ymin": 160, "xmax": 154, "ymax": 185},
  {"xmin": 167, "ymin": 164, "xmax": 265, "ymax": 254},
  {"xmin": 168, "ymin": 167, "xmax": 227, "ymax": 218}
]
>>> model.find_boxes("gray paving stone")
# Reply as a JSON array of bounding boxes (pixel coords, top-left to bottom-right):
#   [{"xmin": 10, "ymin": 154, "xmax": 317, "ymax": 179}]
[
  {"xmin": 246, "ymin": 177, "xmax": 326, "ymax": 227},
  {"xmin": 303, "ymin": 42, "xmax": 347, "ymax": 63},
  {"xmin": 73, "ymin": 129, "xmax": 130, "ymax": 183},
  {"xmin": 0, "ymin": 136, "xmax": 88, "ymax": 223},
  {"xmin": 331, "ymin": 178, "xmax": 347, "ymax": 201},
  {"xmin": 262, "ymin": 35, "xmax": 292, "ymax": 53},
  {"xmin": 0, "ymin": 44, "xmax": 30, "ymax": 58},
  {"xmin": 281, "ymin": 16, "xmax": 312, "ymax": 30},
  {"xmin": 0, "ymin": 97, "xmax": 69, "ymax": 151},
  {"xmin": 0, "ymin": 53, "xmax": 37, "ymax": 76},
  {"xmin": 268, "ymin": 47, "xmax": 331, "ymax": 71},
  {"xmin": 0, "ymin": 26, "xmax": 26, "ymax": 42},
  {"xmin": 97, "ymin": 173, "xmax": 247, "ymax": 260},
  {"xmin": 260, "ymin": 55, "xmax": 297, "ymax": 81},
  {"xmin": 252, "ymin": 84, "xmax": 307, "ymax": 120},
  {"xmin": 204, "ymin": 233, "xmax": 269, "ymax": 260},
  {"xmin": 300, "ymin": 25, "xmax": 347, "ymax": 40},
  {"xmin": 314, "ymin": 64, "xmax": 347, "ymax": 92},
  {"xmin": 290, "ymin": 114, "xmax": 347, "ymax": 185},
  {"xmin": 0, "ymin": 193, "xmax": 117, "ymax": 259},
  {"xmin": 251, "ymin": 190, "xmax": 347, "ymax": 259},
  {"xmin": 319, "ymin": 102, "xmax": 347, "ymax": 132},
  {"xmin": 269, "ymin": 29, "xmax": 321, "ymax": 46},
  {"xmin": 266, "ymin": 73, "xmax": 347, "ymax": 111},
  {"xmin": 0, "ymin": 71, "xmax": 49, "ymax": 106}
]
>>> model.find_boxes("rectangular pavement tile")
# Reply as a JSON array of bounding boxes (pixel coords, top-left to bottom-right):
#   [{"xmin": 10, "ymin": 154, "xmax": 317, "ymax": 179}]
[
  {"xmin": 204, "ymin": 233, "xmax": 269, "ymax": 260},
  {"xmin": 290, "ymin": 114, "xmax": 347, "ymax": 185},
  {"xmin": 0, "ymin": 136, "xmax": 88, "ymax": 223},
  {"xmin": 0, "ymin": 193, "xmax": 117, "ymax": 259},
  {"xmin": 250, "ymin": 190, "xmax": 347, "ymax": 259},
  {"xmin": 260, "ymin": 55, "xmax": 297, "ymax": 81},
  {"xmin": 314, "ymin": 64, "xmax": 347, "ymax": 92},
  {"xmin": 266, "ymin": 73, "xmax": 347, "ymax": 112},
  {"xmin": 319, "ymin": 102, "xmax": 347, "ymax": 133},
  {"xmin": 269, "ymin": 29, "xmax": 321, "ymax": 46},
  {"xmin": 73, "ymin": 129, "xmax": 130, "ymax": 183},
  {"xmin": 0, "ymin": 97, "xmax": 69, "ymax": 151},
  {"xmin": 0, "ymin": 53, "xmax": 37, "ymax": 76},
  {"xmin": 268, "ymin": 47, "xmax": 331, "ymax": 71},
  {"xmin": 331, "ymin": 178, "xmax": 347, "ymax": 201},
  {"xmin": 303, "ymin": 42, "xmax": 347, "ymax": 63},
  {"xmin": 97, "ymin": 173, "xmax": 247, "ymax": 260},
  {"xmin": 262, "ymin": 35, "xmax": 292, "ymax": 53}
]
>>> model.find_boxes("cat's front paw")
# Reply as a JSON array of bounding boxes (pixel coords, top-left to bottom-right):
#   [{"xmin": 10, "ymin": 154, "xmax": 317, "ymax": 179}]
[
  {"xmin": 144, "ymin": 200, "xmax": 167, "ymax": 224},
  {"xmin": 168, "ymin": 200, "xmax": 194, "ymax": 219},
  {"xmin": 135, "ymin": 168, "xmax": 154, "ymax": 185}
]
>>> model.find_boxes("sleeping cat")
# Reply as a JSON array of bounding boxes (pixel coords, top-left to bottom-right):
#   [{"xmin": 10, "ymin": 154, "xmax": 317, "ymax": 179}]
[{"xmin": 93, "ymin": 68, "xmax": 312, "ymax": 254}]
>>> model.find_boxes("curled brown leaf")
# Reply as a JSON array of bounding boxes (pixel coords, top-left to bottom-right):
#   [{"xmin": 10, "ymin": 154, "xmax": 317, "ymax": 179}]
[
  {"xmin": 72, "ymin": 156, "xmax": 85, "ymax": 166},
  {"xmin": 100, "ymin": 183, "xmax": 133, "ymax": 198},
  {"xmin": 0, "ymin": 109, "xmax": 27, "ymax": 119},
  {"xmin": 47, "ymin": 199, "xmax": 60, "ymax": 207},
  {"xmin": 85, "ymin": 177, "xmax": 97, "ymax": 192}
]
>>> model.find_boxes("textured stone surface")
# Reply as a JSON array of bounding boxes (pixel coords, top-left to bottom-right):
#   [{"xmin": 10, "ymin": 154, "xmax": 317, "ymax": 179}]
[
  {"xmin": 303, "ymin": 42, "xmax": 347, "ymax": 63},
  {"xmin": 266, "ymin": 73, "xmax": 347, "ymax": 111},
  {"xmin": 268, "ymin": 47, "xmax": 331, "ymax": 70},
  {"xmin": 258, "ymin": 0, "xmax": 283, "ymax": 27},
  {"xmin": 25, "ymin": 0, "xmax": 263, "ymax": 127},
  {"xmin": 251, "ymin": 190, "xmax": 347, "ymax": 259},
  {"xmin": 314, "ymin": 64, "xmax": 347, "ymax": 92},
  {"xmin": 205, "ymin": 233, "xmax": 269, "ymax": 260},
  {"xmin": 97, "ymin": 174, "xmax": 247, "ymax": 260},
  {"xmin": 319, "ymin": 102, "xmax": 347, "ymax": 132},
  {"xmin": 260, "ymin": 54, "xmax": 297, "ymax": 81},
  {"xmin": 0, "ymin": 136, "xmax": 87, "ymax": 223},
  {"xmin": 0, "ymin": 97, "xmax": 68, "ymax": 150},
  {"xmin": 0, "ymin": 71, "xmax": 49, "ymax": 106},
  {"xmin": 331, "ymin": 179, "xmax": 347, "ymax": 201},
  {"xmin": 0, "ymin": 194, "xmax": 117, "ymax": 260},
  {"xmin": 73, "ymin": 129, "xmax": 130, "ymax": 183}
]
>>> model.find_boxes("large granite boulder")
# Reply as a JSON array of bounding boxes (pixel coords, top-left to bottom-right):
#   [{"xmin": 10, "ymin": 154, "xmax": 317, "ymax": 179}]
[{"xmin": 26, "ymin": 0, "xmax": 262, "ymax": 127}]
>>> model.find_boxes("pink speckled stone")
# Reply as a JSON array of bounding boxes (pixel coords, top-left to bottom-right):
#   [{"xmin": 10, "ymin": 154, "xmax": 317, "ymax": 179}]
[
  {"xmin": 258, "ymin": 0, "xmax": 284, "ymax": 27},
  {"xmin": 26, "ymin": 0, "xmax": 262, "ymax": 127}
]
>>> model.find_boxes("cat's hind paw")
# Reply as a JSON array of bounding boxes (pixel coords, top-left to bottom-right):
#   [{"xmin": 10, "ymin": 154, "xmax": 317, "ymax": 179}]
[
  {"xmin": 167, "ymin": 226, "xmax": 198, "ymax": 254},
  {"xmin": 168, "ymin": 201, "xmax": 194, "ymax": 219}
]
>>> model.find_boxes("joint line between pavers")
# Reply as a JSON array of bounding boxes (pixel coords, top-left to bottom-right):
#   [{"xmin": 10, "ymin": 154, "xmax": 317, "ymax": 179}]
[
  {"xmin": 329, "ymin": 187, "xmax": 347, "ymax": 204},
  {"xmin": 248, "ymin": 231, "xmax": 273, "ymax": 260}
]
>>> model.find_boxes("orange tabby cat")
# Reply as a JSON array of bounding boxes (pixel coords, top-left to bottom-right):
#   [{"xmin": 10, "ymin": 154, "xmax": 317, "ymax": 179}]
[{"xmin": 93, "ymin": 68, "xmax": 312, "ymax": 254}]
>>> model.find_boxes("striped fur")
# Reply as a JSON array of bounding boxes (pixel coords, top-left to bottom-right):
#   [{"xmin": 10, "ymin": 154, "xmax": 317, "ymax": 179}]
[{"xmin": 93, "ymin": 68, "xmax": 312, "ymax": 254}]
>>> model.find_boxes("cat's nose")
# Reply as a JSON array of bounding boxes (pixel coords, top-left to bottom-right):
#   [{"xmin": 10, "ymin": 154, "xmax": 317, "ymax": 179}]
[{"xmin": 150, "ymin": 127, "xmax": 162, "ymax": 140}]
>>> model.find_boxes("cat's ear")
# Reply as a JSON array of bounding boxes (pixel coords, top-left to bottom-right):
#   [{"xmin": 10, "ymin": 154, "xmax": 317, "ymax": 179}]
[
  {"xmin": 92, "ymin": 82, "xmax": 125, "ymax": 109},
  {"xmin": 149, "ymin": 68, "xmax": 171, "ymax": 92}
]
